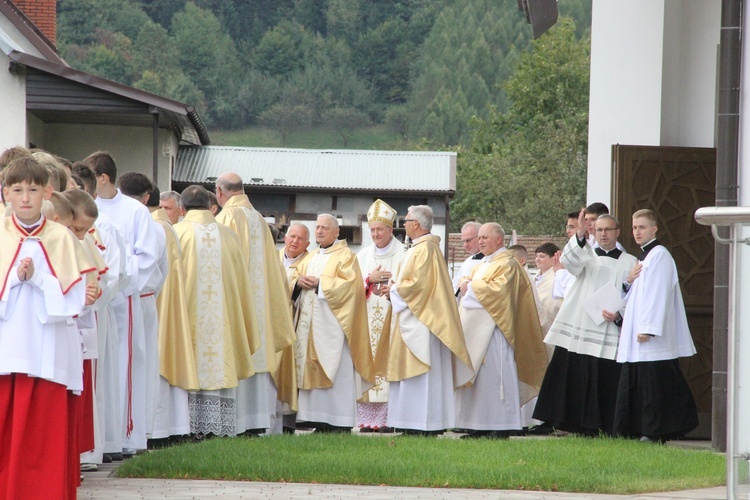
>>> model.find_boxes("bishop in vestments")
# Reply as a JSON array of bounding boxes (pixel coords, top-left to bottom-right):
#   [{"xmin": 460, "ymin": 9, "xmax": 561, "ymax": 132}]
[{"xmin": 356, "ymin": 199, "xmax": 404, "ymax": 432}]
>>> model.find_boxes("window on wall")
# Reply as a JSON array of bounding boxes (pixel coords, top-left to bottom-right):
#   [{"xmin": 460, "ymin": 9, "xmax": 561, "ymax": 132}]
[
  {"xmin": 246, "ymin": 192, "xmax": 292, "ymax": 216},
  {"xmin": 380, "ymin": 197, "xmax": 428, "ymax": 217},
  {"xmin": 339, "ymin": 225, "xmax": 362, "ymax": 244}
]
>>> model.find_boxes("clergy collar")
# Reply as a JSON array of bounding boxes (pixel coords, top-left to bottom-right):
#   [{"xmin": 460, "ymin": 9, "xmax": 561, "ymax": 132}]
[
  {"xmin": 595, "ymin": 246, "xmax": 622, "ymax": 259},
  {"xmin": 284, "ymin": 251, "xmax": 305, "ymax": 263},
  {"xmin": 411, "ymin": 233, "xmax": 431, "ymax": 244},
  {"xmin": 639, "ymin": 239, "xmax": 661, "ymax": 260},
  {"xmin": 318, "ymin": 239, "xmax": 339, "ymax": 251},
  {"xmin": 374, "ymin": 236, "xmax": 395, "ymax": 256},
  {"xmin": 483, "ymin": 247, "xmax": 505, "ymax": 262}
]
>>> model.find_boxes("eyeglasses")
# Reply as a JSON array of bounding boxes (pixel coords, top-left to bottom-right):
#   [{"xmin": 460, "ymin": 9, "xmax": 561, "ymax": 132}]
[
  {"xmin": 595, "ymin": 227, "xmax": 618, "ymax": 233},
  {"xmin": 461, "ymin": 236, "xmax": 477, "ymax": 244},
  {"xmin": 404, "ymin": 218, "xmax": 416, "ymax": 223}
]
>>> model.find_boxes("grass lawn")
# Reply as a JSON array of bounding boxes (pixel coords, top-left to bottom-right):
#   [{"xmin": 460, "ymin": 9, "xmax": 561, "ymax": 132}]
[
  {"xmin": 116, "ymin": 434, "xmax": 725, "ymax": 494},
  {"xmin": 210, "ymin": 125, "xmax": 405, "ymax": 150}
]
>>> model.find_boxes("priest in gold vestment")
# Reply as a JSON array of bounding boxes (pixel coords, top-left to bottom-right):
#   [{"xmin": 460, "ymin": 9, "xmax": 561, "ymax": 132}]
[
  {"xmin": 455, "ymin": 223, "xmax": 548, "ymax": 438},
  {"xmin": 355, "ymin": 199, "xmax": 404, "ymax": 432},
  {"xmin": 215, "ymin": 172, "xmax": 296, "ymax": 435},
  {"xmin": 173, "ymin": 186, "xmax": 260, "ymax": 436},
  {"xmin": 278, "ymin": 223, "xmax": 312, "ymax": 432},
  {"xmin": 386, "ymin": 205, "xmax": 473, "ymax": 435},
  {"xmin": 292, "ymin": 214, "xmax": 375, "ymax": 432}
]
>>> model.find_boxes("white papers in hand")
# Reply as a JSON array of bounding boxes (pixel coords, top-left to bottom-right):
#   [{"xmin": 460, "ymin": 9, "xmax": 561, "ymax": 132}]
[{"xmin": 583, "ymin": 283, "xmax": 625, "ymax": 326}]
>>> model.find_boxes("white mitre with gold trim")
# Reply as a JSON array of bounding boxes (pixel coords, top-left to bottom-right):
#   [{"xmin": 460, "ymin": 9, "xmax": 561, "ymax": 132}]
[{"xmin": 367, "ymin": 199, "xmax": 397, "ymax": 227}]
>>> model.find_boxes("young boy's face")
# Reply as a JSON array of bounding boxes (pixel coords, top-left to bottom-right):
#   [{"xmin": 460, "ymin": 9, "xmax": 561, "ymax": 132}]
[
  {"xmin": 70, "ymin": 215, "xmax": 96, "ymax": 241},
  {"xmin": 3, "ymin": 181, "xmax": 52, "ymax": 225}
]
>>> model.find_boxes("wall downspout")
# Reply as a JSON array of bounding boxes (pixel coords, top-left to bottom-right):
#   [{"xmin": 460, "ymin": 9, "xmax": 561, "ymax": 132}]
[
  {"xmin": 713, "ymin": 0, "xmax": 742, "ymax": 453},
  {"xmin": 152, "ymin": 110, "xmax": 159, "ymax": 187}
]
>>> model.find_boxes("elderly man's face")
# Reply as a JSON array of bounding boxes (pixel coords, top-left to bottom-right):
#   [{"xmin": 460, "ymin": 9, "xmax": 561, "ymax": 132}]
[
  {"xmin": 461, "ymin": 226, "xmax": 480, "ymax": 255},
  {"xmin": 315, "ymin": 216, "xmax": 339, "ymax": 247},
  {"xmin": 285, "ymin": 225, "xmax": 310, "ymax": 258},
  {"xmin": 477, "ymin": 225, "xmax": 503, "ymax": 256},
  {"xmin": 369, "ymin": 221, "xmax": 393, "ymax": 249},
  {"xmin": 160, "ymin": 197, "xmax": 181, "ymax": 224}
]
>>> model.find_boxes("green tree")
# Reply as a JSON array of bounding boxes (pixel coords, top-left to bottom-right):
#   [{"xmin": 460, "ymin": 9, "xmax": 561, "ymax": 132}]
[
  {"xmin": 405, "ymin": 0, "xmax": 533, "ymax": 145},
  {"xmin": 451, "ymin": 17, "xmax": 589, "ymax": 234},
  {"xmin": 324, "ymin": 107, "xmax": 372, "ymax": 147},
  {"xmin": 251, "ymin": 21, "xmax": 308, "ymax": 77},
  {"xmin": 171, "ymin": 2, "xmax": 242, "ymax": 126},
  {"xmin": 259, "ymin": 102, "xmax": 314, "ymax": 145}
]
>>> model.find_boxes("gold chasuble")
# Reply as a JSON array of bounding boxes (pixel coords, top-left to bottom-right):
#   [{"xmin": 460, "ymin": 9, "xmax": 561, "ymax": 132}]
[
  {"xmin": 293, "ymin": 240, "xmax": 375, "ymax": 392},
  {"xmin": 173, "ymin": 210, "xmax": 259, "ymax": 390},
  {"xmin": 215, "ymin": 195, "xmax": 296, "ymax": 403},
  {"xmin": 468, "ymin": 251, "xmax": 548, "ymax": 397},
  {"xmin": 386, "ymin": 234, "xmax": 473, "ymax": 385},
  {"xmin": 152, "ymin": 209, "xmax": 199, "ymax": 390},
  {"xmin": 0, "ymin": 215, "xmax": 98, "ymax": 298},
  {"xmin": 277, "ymin": 248, "xmax": 311, "ymax": 411}
]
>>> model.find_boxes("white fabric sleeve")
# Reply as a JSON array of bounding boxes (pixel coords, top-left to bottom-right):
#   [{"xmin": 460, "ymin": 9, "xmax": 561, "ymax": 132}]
[
  {"xmin": 632, "ymin": 250, "xmax": 675, "ymax": 337},
  {"xmin": 389, "ymin": 287, "xmax": 408, "ymax": 314},
  {"xmin": 34, "ymin": 277, "xmax": 85, "ymax": 324},
  {"xmin": 461, "ymin": 283, "xmax": 483, "ymax": 309}
]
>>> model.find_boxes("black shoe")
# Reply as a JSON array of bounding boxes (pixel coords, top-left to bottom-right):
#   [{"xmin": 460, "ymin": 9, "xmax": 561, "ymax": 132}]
[
  {"xmin": 460, "ymin": 430, "xmax": 510, "ymax": 440},
  {"xmin": 528, "ymin": 422, "xmax": 555, "ymax": 435},
  {"xmin": 401, "ymin": 428, "xmax": 442, "ymax": 437},
  {"xmin": 639, "ymin": 435, "xmax": 666, "ymax": 444},
  {"xmin": 460, "ymin": 430, "xmax": 489, "ymax": 439},
  {"xmin": 315, "ymin": 423, "xmax": 351, "ymax": 434},
  {"xmin": 282, "ymin": 426, "xmax": 296, "ymax": 435},
  {"xmin": 107, "ymin": 452, "xmax": 123, "ymax": 461},
  {"xmin": 358, "ymin": 426, "xmax": 374, "ymax": 433},
  {"xmin": 377, "ymin": 426, "xmax": 394, "ymax": 434},
  {"xmin": 242, "ymin": 428, "xmax": 265, "ymax": 438},
  {"xmin": 486, "ymin": 430, "xmax": 511, "ymax": 439},
  {"xmin": 102, "ymin": 454, "xmax": 113, "ymax": 464}
]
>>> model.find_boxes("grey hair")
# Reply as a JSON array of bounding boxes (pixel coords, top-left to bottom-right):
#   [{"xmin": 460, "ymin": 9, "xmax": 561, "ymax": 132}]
[
  {"xmin": 461, "ymin": 221, "xmax": 481, "ymax": 233},
  {"xmin": 482, "ymin": 222, "xmax": 505, "ymax": 240},
  {"xmin": 160, "ymin": 190, "xmax": 181, "ymax": 206},
  {"xmin": 597, "ymin": 214, "xmax": 620, "ymax": 229},
  {"xmin": 408, "ymin": 205, "xmax": 433, "ymax": 231},
  {"xmin": 288, "ymin": 222, "xmax": 310, "ymax": 241},
  {"xmin": 317, "ymin": 213, "xmax": 339, "ymax": 229}
]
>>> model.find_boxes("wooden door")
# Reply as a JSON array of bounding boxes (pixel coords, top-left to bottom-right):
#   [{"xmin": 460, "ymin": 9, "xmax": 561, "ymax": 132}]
[{"xmin": 612, "ymin": 144, "xmax": 716, "ymax": 438}]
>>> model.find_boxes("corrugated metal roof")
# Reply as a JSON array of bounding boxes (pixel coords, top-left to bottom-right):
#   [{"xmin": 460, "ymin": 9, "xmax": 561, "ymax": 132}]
[{"xmin": 175, "ymin": 146, "xmax": 457, "ymax": 193}]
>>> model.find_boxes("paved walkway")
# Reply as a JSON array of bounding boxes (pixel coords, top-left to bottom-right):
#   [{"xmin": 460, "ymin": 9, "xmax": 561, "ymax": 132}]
[
  {"xmin": 78, "ymin": 472, "xmax": 728, "ymax": 500},
  {"xmin": 77, "ymin": 437, "xmax": 732, "ymax": 500}
]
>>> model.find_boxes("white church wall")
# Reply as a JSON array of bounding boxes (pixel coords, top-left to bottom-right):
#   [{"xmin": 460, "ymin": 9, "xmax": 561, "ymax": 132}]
[{"xmin": 0, "ymin": 52, "xmax": 26, "ymax": 152}]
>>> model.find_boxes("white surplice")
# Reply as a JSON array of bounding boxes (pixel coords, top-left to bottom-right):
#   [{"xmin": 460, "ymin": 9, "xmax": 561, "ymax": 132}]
[{"xmin": 96, "ymin": 190, "xmax": 162, "ymax": 450}]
